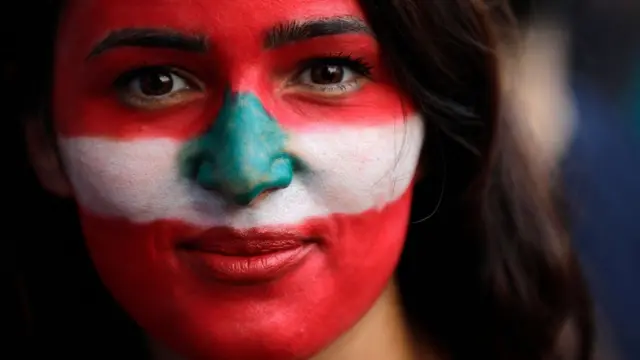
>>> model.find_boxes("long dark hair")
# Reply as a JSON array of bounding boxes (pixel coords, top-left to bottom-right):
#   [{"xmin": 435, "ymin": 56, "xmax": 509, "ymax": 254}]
[{"xmin": 5, "ymin": 0, "xmax": 593, "ymax": 359}]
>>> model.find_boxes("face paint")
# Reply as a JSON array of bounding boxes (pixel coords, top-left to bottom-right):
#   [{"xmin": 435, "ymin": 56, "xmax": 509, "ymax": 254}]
[
  {"xmin": 181, "ymin": 90, "xmax": 294, "ymax": 205},
  {"xmin": 54, "ymin": 0, "xmax": 425, "ymax": 359}
]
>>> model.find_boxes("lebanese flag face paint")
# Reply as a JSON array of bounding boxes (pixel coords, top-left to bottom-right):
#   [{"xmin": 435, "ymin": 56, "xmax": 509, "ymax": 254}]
[{"xmin": 54, "ymin": 0, "xmax": 425, "ymax": 359}]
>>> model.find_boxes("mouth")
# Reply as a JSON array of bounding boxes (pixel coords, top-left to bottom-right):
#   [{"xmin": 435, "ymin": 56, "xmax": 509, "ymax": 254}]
[{"xmin": 177, "ymin": 228, "xmax": 318, "ymax": 284}]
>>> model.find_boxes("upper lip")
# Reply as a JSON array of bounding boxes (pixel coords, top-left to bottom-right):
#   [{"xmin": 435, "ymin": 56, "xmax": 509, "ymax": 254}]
[{"xmin": 178, "ymin": 227, "xmax": 313, "ymax": 256}]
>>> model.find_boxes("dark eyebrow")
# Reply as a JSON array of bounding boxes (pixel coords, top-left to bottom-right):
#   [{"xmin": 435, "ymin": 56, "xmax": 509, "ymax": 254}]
[
  {"xmin": 87, "ymin": 28, "xmax": 208, "ymax": 59},
  {"xmin": 264, "ymin": 16, "xmax": 372, "ymax": 49}
]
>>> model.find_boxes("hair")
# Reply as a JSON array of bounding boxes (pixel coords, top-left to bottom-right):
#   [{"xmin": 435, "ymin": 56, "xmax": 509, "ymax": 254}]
[{"xmin": 5, "ymin": 0, "xmax": 593, "ymax": 359}]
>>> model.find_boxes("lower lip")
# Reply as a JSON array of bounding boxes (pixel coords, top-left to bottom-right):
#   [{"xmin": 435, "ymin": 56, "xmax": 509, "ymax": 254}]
[{"xmin": 179, "ymin": 244, "xmax": 314, "ymax": 284}]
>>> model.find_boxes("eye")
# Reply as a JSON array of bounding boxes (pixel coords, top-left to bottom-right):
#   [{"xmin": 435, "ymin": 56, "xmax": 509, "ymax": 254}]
[
  {"xmin": 115, "ymin": 66, "xmax": 203, "ymax": 109},
  {"xmin": 304, "ymin": 64, "xmax": 353, "ymax": 85},
  {"xmin": 133, "ymin": 69, "xmax": 185, "ymax": 96},
  {"xmin": 294, "ymin": 56, "xmax": 373, "ymax": 96}
]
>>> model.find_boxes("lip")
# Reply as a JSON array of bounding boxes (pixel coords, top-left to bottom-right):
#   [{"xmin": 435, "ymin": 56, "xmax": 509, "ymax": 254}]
[{"xmin": 177, "ymin": 228, "xmax": 316, "ymax": 284}]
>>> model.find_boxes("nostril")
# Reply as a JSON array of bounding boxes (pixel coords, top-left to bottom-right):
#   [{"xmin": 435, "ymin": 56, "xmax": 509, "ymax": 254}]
[
  {"xmin": 192, "ymin": 160, "xmax": 217, "ymax": 190},
  {"xmin": 248, "ymin": 187, "xmax": 281, "ymax": 206}
]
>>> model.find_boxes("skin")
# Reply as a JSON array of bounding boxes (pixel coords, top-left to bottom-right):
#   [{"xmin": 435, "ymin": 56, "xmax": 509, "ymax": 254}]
[{"xmin": 34, "ymin": 0, "xmax": 426, "ymax": 358}]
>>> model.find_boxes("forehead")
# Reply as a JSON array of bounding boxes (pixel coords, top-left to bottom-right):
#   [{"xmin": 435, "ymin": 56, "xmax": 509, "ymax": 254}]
[{"xmin": 60, "ymin": 0, "xmax": 365, "ymax": 36}]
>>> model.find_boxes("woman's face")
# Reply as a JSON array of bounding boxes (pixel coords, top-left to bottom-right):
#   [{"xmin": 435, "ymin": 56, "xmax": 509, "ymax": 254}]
[{"xmin": 52, "ymin": 0, "xmax": 424, "ymax": 358}]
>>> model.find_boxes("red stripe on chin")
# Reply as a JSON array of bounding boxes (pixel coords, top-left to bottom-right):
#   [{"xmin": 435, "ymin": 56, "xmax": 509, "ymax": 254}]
[{"xmin": 76, "ymin": 188, "xmax": 414, "ymax": 359}]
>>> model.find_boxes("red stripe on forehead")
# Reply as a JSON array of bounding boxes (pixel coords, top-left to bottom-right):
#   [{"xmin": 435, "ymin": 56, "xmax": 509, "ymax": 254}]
[
  {"xmin": 54, "ymin": 0, "xmax": 414, "ymax": 140},
  {"xmin": 54, "ymin": 48, "xmax": 414, "ymax": 139},
  {"xmin": 59, "ymin": 0, "xmax": 367, "ymax": 61}
]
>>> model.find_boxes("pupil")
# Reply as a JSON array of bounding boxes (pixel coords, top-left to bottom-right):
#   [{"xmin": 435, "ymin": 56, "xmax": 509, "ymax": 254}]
[
  {"xmin": 311, "ymin": 65, "xmax": 343, "ymax": 84},
  {"xmin": 139, "ymin": 71, "xmax": 173, "ymax": 96}
]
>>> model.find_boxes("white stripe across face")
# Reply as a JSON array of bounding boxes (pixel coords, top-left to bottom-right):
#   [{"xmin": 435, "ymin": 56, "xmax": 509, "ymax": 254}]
[{"xmin": 57, "ymin": 116, "xmax": 424, "ymax": 229}]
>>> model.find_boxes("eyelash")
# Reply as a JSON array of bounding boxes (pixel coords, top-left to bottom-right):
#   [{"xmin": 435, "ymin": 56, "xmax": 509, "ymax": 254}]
[
  {"xmin": 112, "ymin": 54, "xmax": 374, "ymax": 108},
  {"xmin": 292, "ymin": 53, "xmax": 373, "ymax": 95},
  {"xmin": 301, "ymin": 53, "xmax": 373, "ymax": 77}
]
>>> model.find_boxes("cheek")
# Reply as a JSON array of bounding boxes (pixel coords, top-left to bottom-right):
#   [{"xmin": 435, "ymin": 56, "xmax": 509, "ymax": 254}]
[
  {"xmin": 56, "ymin": 137, "xmax": 187, "ymax": 222},
  {"xmin": 262, "ymin": 83, "xmax": 413, "ymax": 130},
  {"xmin": 323, "ymin": 187, "xmax": 414, "ymax": 279},
  {"xmin": 286, "ymin": 116, "xmax": 424, "ymax": 215}
]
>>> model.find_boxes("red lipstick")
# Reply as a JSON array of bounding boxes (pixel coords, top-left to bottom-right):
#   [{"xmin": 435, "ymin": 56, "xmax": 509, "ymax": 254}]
[{"xmin": 177, "ymin": 228, "xmax": 316, "ymax": 284}]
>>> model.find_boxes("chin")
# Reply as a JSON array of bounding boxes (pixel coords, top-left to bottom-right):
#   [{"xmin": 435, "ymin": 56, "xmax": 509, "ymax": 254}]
[{"xmin": 136, "ymin": 259, "xmax": 397, "ymax": 360}]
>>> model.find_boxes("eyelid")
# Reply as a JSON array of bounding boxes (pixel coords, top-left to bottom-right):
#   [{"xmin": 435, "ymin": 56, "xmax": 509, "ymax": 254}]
[
  {"xmin": 114, "ymin": 66, "xmax": 205, "ymax": 110},
  {"xmin": 114, "ymin": 65, "xmax": 204, "ymax": 90},
  {"xmin": 294, "ymin": 55, "xmax": 373, "ymax": 78},
  {"xmin": 286, "ymin": 64, "xmax": 368, "ymax": 100}
]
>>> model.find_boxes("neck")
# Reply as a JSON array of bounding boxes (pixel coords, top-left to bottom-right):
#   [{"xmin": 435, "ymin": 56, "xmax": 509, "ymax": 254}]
[{"xmin": 150, "ymin": 280, "xmax": 431, "ymax": 360}]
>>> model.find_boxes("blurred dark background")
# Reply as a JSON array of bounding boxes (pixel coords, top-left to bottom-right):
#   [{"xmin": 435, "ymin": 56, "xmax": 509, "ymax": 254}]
[{"xmin": 508, "ymin": 1, "xmax": 639, "ymax": 359}]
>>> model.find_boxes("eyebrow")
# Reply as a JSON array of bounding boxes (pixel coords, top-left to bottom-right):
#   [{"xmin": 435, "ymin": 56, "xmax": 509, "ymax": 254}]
[
  {"xmin": 264, "ymin": 16, "xmax": 372, "ymax": 49},
  {"xmin": 87, "ymin": 28, "xmax": 208, "ymax": 59},
  {"xmin": 86, "ymin": 17, "xmax": 370, "ymax": 59}
]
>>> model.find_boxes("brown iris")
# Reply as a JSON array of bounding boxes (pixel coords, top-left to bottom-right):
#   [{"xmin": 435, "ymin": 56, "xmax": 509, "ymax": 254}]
[
  {"xmin": 137, "ymin": 70, "xmax": 174, "ymax": 96},
  {"xmin": 309, "ymin": 65, "xmax": 344, "ymax": 84}
]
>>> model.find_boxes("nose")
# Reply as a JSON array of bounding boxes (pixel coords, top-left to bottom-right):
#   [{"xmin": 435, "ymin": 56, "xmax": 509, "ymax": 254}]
[{"xmin": 183, "ymin": 90, "xmax": 294, "ymax": 206}]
